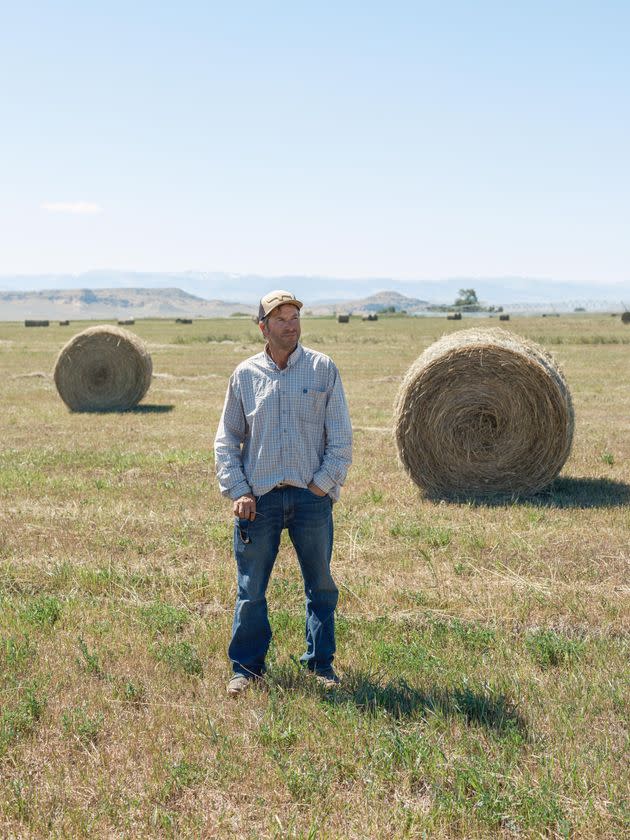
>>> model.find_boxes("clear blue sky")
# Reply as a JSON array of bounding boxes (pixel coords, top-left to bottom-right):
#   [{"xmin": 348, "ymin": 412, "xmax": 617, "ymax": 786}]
[{"xmin": 1, "ymin": 1, "xmax": 628, "ymax": 284}]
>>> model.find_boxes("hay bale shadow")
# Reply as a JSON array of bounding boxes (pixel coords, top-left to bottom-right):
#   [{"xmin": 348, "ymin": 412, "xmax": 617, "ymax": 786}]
[
  {"xmin": 69, "ymin": 404, "xmax": 174, "ymax": 414},
  {"xmin": 532, "ymin": 476, "xmax": 630, "ymax": 508},
  {"xmin": 431, "ymin": 476, "xmax": 630, "ymax": 509}
]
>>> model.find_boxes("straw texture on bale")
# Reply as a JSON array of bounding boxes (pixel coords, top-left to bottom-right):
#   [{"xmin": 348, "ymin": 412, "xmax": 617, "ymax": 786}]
[
  {"xmin": 394, "ymin": 328, "xmax": 574, "ymax": 498},
  {"xmin": 54, "ymin": 325, "xmax": 152, "ymax": 412}
]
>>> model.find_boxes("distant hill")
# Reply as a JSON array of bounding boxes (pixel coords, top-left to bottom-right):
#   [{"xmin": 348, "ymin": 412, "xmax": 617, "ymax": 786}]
[
  {"xmin": 2, "ymin": 270, "xmax": 629, "ymax": 308},
  {"xmin": 0, "ymin": 287, "xmax": 256, "ymax": 320},
  {"xmin": 310, "ymin": 290, "xmax": 428, "ymax": 315}
]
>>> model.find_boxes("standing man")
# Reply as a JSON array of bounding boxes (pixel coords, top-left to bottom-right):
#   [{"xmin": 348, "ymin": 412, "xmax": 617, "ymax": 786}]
[{"xmin": 215, "ymin": 290, "xmax": 352, "ymax": 696}]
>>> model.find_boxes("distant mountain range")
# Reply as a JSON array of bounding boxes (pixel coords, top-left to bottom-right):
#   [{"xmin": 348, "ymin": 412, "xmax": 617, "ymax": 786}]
[
  {"xmin": 0, "ymin": 287, "xmax": 252, "ymax": 320},
  {"xmin": 0, "ymin": 287, "xmax": 430, "ymax": 320},
  {"xmin": 1, "ymin": 270, "xmax": 629, "ymax": 309}
]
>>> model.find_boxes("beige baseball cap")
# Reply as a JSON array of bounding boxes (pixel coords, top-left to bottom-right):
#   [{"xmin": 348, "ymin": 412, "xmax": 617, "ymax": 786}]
[{"xmin": 258, "ymin": 289, "xmax": 303, "ymax": 322}]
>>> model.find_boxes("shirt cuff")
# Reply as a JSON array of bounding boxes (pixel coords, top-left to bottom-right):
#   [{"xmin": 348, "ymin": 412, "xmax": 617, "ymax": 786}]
[
  {"xmin": 227, "ymin": 480, "xmax": 253, "ymax": 501},
  {"xmin": 311, "ymin": 470, "xmax": 335, "ymax": 494}
]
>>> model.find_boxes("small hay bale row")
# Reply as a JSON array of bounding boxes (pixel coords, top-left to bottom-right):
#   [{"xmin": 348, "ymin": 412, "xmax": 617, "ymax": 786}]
[
  {"xmin": 118, "ymin": 319, "xmax": 135, "ymax": 325},
  {"xmin": 54, "ymin": 325, "xmax": 152, "ymax": 412},
  {"xmin": 621, "ymin": 312, "xmax": 630, "ymax": 324},
  {"xmin": 362, "ymin": 314, "xmax": 378, "ymax": 321},
  {"xmin": 446, "ymin": 312, "xmax": 462, "ymax": 321},
  {"xmin": 25, "ymin": 320, "xmax": 49, "ymax": 327},
  {"xmin": 499, "ymin": 314, "xmax": 510, "ymax": 321},
  {"xmin": 337, "ymin": 314, "xmax": 350, "ymax": 323},
  {"xmin": 394, "ymin": 328, "xmax": 574, "ymax": 498},
  {"xmin": 176, "ymin": 318, "xmax": 193, "ymax": 324}
]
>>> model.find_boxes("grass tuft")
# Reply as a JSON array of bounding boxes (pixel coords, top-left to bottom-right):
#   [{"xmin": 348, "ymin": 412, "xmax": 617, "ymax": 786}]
[{"xmin": 153, "ymin": 640, "xmax": 204, "ymax": 676}]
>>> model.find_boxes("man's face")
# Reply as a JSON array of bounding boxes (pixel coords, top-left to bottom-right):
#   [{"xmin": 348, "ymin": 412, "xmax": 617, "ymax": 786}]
[{"xmin": 260, "ymin": 303, "xmax": 301, "ymax": 352}]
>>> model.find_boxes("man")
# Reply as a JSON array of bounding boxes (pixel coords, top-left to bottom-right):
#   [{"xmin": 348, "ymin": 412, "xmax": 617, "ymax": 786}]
[{"xmin": 214, "ymin": 290, "xmax": 352, "ymax": 696}]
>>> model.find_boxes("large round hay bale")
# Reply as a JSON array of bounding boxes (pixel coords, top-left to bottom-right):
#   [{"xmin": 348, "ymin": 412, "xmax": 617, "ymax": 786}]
[
  {"xmin": 621, "ymin": 312, "xmax": 630, "ymax": 324},
  {"xmin": 394, "ymin": 328, "xmax": 574, "ymax": 498},
  {"xmin": 54, "ymin": 325, "xmax": 152, "ymax": 412}
]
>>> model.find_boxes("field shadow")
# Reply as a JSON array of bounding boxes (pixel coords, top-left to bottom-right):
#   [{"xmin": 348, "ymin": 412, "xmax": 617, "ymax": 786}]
[
  {"xmin": 73, "ymin": 404, "xmax": 175, "ymax": 414},
  {"xmin": 531, "ymin": 477, "xmax": 630, "ymax": 508},
  {"xmin": 126, "ymin": 404, "xmax": 175, "ymax": 414},
  {"xmin": 431, "ymin": 477, "xmax": 630, "ymax": 509},
  {"xmin": 333, "ymin": 671, "xmax": 526, "ymax": 736},
  {"xmin": 271, "ymin": 665, "xmax": 526, "ymax": 737}
]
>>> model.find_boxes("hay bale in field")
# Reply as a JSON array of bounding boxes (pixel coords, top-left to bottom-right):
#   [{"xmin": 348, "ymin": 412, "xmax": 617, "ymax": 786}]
[
  {"xmin": 499, "ymin": 314, "xmax": 510, "ymax": 321},
  {"xmin": 394, "ymin": 328, "xmax": 574, "ymax": 498},
  {"xmin": 25, "ymin": 320, "xmax": 49, "ymax": 327},
  {"xmin": 118, "ymin": 319, "xmax": 135, "ymax": 325},
  {"xmin": 175, "ymin": 318, "xmax": 193, "ymax": 324},
  {"xmin": 59, "ymin": 320, "xmax": 70, "ymax": 326},
  {"xmin": 337, "ymin": 314, "xmax": 350, "ymax": 323},
  {"xmin": 621, "ymin": 312, "xmax": 630, "ymax": 324},
  {"xmin": 53, "ymin": 325, "xmax": 152, "ymax": 412},
  {"xmin": 446, "ymin": 312, "xmax": 462, "ymax": 321}
]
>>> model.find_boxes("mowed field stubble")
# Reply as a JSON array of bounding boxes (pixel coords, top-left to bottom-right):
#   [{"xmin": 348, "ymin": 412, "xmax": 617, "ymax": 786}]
[{"xmin": 0, "ymin": 314, "xmax": 628, "ymax": 839}]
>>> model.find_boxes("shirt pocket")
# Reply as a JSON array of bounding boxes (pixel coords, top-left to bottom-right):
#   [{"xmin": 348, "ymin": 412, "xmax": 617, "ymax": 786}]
[{"xmin": 294, "ymin": 388, "xmax": 327, "ymax": 426}]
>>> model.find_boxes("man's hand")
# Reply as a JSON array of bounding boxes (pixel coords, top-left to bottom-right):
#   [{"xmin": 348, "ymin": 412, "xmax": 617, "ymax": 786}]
[
  {"xmin": 233, "ymin": 493, "xmax": 256, "ymax": 520},
  {"xmin": 308, "ymin": 482, "xmax": 327, "ymax": 497}
]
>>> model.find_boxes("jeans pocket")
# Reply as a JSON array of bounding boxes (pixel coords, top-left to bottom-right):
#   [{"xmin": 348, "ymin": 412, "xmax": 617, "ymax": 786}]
[{"xmin": 236, "ymin": 519, "xmax": 251, "ymax": 544}]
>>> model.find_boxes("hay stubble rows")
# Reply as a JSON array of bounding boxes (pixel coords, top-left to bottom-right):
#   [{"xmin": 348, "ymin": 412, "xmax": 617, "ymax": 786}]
[{"xmin": 0, "ymin": 315, "xmax": 628, "ymax": 838}]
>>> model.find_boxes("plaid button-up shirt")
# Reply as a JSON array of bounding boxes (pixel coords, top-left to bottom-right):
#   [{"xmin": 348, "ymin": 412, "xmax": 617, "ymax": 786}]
[{"xmin": 214, "ymin": 343, "xmax": 352, "ymax": 501}]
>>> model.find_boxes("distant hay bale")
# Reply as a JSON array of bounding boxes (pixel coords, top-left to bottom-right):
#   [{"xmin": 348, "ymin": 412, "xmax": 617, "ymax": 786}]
[
  {"xmin": 118, "ymin": 319, "xmax": 135, "ymax": 325},
  {"xmin": 499, "ymin": 314, "xmax": 510, "ymax": 321},
  {"xmin": 337, "ymin": 314, "xmax": 350, "ymax": 323},
  {"xmin": 621, "ymin": 312, "xmax": 630, "ymax": 324},
  {"xmin": 175, "ymin": 318, "xmax": 193, "ymax": 324},
  {"xmin": 446, "ymin": 312, "xmax": 462, "ymax": 321},
  {"xmin": 25, "ymin": 320, "xmax": 49, "ymax": 327},
  {"xmin": 59, "ymin": 320, "xmax": 70, "ymax": 326},
  {"xmin": 53, "ymin": 325, "xmax": 152, "ymax": 412},
  {"xmin": 394, "ymin": 328, "xmax": 574, "ymax": 498}
]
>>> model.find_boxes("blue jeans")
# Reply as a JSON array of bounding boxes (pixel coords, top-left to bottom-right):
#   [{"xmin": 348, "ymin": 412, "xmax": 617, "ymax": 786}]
[{"xmin": 229, "ymin": 486, "xmax": 338, "ymax": 678}]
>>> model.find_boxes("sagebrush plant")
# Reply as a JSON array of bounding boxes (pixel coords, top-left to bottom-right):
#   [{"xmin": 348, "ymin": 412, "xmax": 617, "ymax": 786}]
[{"xmin": 0, "ymin": 314, "xmax": 628, "ymax": 838}]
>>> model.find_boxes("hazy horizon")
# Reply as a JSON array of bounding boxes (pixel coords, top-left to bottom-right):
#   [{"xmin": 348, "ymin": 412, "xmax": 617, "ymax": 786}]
[{"xmin": 1, "ymin": 269, "xmax": 629, "ymax": 308}]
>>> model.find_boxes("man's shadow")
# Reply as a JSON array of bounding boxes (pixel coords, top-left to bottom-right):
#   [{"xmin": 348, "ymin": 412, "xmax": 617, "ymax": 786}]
[
  {"xmin": 270, "ymin": 665, "xmax": 526, "ymax": 739},
  {"xmin": 432, "ymin": 476, "xmax": 630, "ymax": 509}
]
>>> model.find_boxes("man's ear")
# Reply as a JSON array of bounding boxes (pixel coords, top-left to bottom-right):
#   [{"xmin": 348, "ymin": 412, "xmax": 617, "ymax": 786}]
[{"xmin": 259, "ymin": 321, "xmax": 267, "ymax": 338}]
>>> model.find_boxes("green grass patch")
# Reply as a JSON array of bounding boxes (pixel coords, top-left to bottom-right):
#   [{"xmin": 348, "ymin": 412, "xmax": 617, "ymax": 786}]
[{"xmin": 153, "ymin": 641, "xmax": 204, "ymax": 676}]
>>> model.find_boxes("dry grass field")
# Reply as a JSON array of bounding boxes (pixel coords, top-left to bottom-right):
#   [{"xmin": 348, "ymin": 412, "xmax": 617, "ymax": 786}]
[{"xmin": 0, "ymin": 314, "xmax": 628, "ymax": 838}]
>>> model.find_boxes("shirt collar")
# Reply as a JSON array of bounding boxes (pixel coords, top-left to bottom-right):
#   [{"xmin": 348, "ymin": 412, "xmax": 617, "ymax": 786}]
[{"xmin": 264, "ymin": 342, "xmax": 303, "ymax": 371}]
